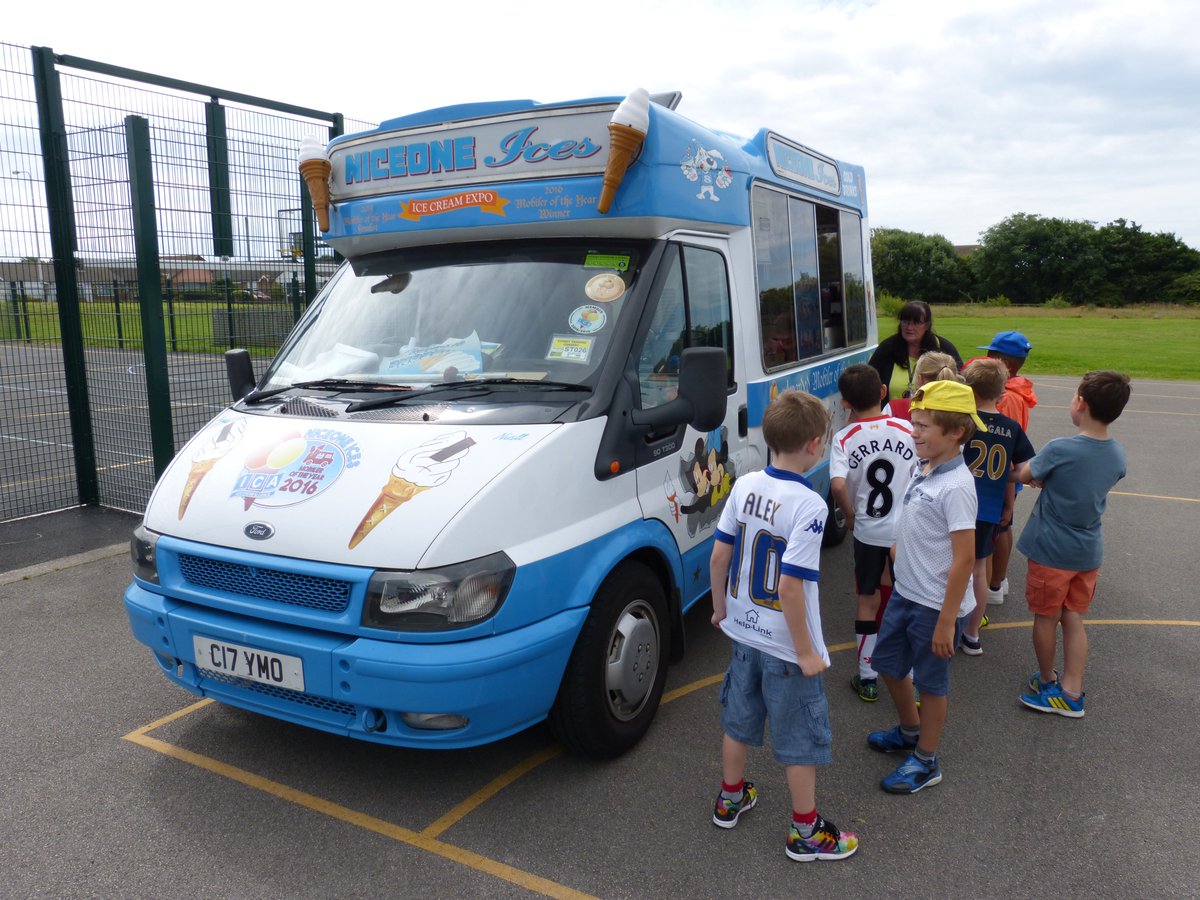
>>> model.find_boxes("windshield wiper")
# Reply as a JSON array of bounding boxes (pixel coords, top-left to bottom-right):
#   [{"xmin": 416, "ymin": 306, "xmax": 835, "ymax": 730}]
[
  {"xmin": 344, "ymin": 378, "xmax": 589, "ymax": 412},
  {"xmin": 242, "ymin": 379, "xmax": 411, "ymax": 407}
]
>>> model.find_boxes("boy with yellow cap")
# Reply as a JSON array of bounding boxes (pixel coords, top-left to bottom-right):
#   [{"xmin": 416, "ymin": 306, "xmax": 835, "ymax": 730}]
[{"xmin": 866, "ymin": 380, "xmax": 982, "ymax": 794}]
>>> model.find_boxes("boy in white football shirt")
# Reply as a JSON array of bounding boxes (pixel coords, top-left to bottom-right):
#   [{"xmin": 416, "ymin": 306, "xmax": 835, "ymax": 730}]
[
  {"xmin": 709, "ymin": 389, "xmax": 858, "ymax": 862},
  {"xmin": 830, "ymin": 364, "xmax": 916, "ymax": 702}
]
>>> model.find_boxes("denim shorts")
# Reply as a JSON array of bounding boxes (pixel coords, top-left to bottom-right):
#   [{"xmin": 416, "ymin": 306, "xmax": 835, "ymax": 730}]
[
  {"xmin": 719, "ymin": 641, "xmax": 833, "ymax": 766},
  {"xmin": 871, "ymin": 590, "xmax": 964, "ymax": 697}
]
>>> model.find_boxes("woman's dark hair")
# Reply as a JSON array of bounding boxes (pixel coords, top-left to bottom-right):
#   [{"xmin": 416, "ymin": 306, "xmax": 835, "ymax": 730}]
[{"xmin": 887, "ymin": 300, "xmax": 941, "ymax": 359}]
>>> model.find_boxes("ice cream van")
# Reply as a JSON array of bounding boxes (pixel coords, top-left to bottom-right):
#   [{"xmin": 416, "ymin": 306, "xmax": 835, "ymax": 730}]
[{"xmin": 124, "ymin": 89, "xmax": 878, "ymax": 757}]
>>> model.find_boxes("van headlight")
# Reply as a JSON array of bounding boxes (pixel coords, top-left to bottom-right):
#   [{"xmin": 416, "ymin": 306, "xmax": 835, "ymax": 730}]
[
  {"xmin": 131, "ymin": 524, "xmax": 160, "ymax": 584},
  {"xmin": 364, "ymin": 552, "xmax": 515, "ymax": 631}
]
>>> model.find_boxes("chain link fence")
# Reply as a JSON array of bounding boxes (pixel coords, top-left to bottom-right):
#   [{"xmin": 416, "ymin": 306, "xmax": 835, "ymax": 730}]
[{"xmin": 0, "ymin": 41, "xmax": 374, "ymax": 520}]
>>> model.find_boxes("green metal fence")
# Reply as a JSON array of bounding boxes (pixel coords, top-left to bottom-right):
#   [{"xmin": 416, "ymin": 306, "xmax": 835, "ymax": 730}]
[{"xmin": 0, "ymin": 41, "xmax": 374, "ymax": 521}]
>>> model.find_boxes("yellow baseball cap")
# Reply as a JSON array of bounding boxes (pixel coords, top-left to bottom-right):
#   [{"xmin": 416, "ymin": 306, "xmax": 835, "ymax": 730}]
[{"xmin": 911, "ymin": 380, "xmax": 986, "ymax": 431}]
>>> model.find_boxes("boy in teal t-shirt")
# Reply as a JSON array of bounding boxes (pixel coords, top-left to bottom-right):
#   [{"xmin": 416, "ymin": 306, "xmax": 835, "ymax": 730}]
[{"xmin": 1016, "ymin": 370, "xmax": 1130, "ymax": 718}]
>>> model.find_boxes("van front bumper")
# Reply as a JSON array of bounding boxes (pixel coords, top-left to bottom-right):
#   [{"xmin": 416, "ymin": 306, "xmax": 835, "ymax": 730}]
[{"xmin": 124, "ymin": 583, "xmax": 587, "ymax": 748}]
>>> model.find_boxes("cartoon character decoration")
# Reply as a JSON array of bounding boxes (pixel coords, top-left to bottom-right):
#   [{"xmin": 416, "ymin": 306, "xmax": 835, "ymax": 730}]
[
  {"xmin": 681, "ymin": 143, "xmax": 733, "ymax": 202},
  {"xmin": 678, "ymin": 428, "xmax": 736, "ymax": 536}
]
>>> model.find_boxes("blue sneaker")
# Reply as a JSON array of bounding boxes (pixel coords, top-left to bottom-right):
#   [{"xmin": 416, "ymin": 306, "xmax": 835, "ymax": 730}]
[
  {"xmin": 881, "ymin": 753, "xmax": 943, "ymax": 794},
  {"xmin": 1027, "ymin": 670, "xmax": 1058, "ymax": 693},
  {"xmin": 867, "ymin": 725, "xmax": 918, "ymax": 754},
  {"xmin": 713, "ymin": 781, "xmax": 757, "ymax": 828},
  {"xmin": 1020, "ymin": 682, "xmax": 1085, "ymax": 718}
]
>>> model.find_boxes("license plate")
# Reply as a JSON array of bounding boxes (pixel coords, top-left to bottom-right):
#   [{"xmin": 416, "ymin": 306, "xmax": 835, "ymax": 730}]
[{"xmin": 193, "ymin": 636, "xmax": 305, "ymax": 692}]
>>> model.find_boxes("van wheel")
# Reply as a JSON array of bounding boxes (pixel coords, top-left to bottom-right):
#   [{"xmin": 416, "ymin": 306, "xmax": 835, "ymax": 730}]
[
  {"xmin": 550, "ymin": 562, "xmax": 668, "ymax": 758},
  {"xmin": 822, "ymin": 490, "xmax": 847, "ymax": 548}
]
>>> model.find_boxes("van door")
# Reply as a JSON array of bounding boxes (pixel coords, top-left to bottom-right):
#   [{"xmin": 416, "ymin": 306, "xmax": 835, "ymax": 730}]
[{"xmin": 631, "ymin": 239, "xmax": 750, "ymax": 609}]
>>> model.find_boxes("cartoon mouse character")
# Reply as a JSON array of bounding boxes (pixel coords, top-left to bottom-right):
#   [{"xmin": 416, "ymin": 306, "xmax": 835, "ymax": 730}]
[{"xmin": 680, "ymin": 143, "xmax": 733, "ymax": 201}]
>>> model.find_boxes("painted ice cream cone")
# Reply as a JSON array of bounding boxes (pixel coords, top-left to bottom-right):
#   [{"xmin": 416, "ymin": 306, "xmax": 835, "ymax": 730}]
[
  {"xmin": 178, "ymin": 458, "xmax": 218, "ymax": 519},
  {"xmin": 298, "ymin": 135, "xmax": 332, "ymax": 232},
  {"xmin": 348, "ymin": 475, "xmax": 427, "ymax": 549},
  {"xmin": 598, "ymin": 88, "xmax": 651, "ymax": 214},
  {"xmin": 178, "ymin": 418, "xmax": 246, "ymax": 519}
]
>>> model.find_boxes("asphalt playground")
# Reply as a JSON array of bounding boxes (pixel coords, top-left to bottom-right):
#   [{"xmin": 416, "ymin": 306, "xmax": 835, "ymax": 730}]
[{"xmin": 1, "ymin": 374, "xmax": 1197, "ymax": 898}]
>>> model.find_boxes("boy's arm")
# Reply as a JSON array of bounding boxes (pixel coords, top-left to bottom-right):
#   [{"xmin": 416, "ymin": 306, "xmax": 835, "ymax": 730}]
[
  {"xmin": 1015, "ymin": 460, "xmax": 1036, "ymax": 486},
  {"xmin": 779, "ymin": 574, "xmax": 827, "ymax": 676},
  {"xmin": 933, "ymin": 529, "xmax": 975, "ymax": 658},
  {"xmin": 830, "ymin": 476, "xmax": 855, "ymax": 532},
  {"xmin": 709, "ymin": 540, "xmax": 733, "ymax": 628},
  {"xmin": 1000, "ymin": 474, "xmax": 1016, "ymax": 526}
]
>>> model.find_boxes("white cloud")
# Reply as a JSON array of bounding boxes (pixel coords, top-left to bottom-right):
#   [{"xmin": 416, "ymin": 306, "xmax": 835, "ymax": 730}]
[{"xmin": 6, "ymin": 0, "xmax": 1200, "ymax": 247}]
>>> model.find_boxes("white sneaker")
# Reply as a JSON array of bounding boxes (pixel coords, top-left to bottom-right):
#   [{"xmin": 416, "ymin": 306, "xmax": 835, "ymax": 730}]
[
  {"xmin": 986, "ymin": 584, "xmax": 1005, "ymax": 606},
  {"xmin": 1001, "ymin": 578, "xmax": 1010, "ymax": 597}
]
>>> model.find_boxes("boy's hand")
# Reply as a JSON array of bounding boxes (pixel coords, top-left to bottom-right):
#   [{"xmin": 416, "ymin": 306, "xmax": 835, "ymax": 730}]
[
  {"xmin": 999, "ymin": 506, "xmax": 1013, "ymax": 527},
  {"xmin": 797, "ymin": 651, "xmax": 829, "ymax": 677},
  {"xmin": 932, "ymin": 619, "xmax": 956, "ymax": 658}
]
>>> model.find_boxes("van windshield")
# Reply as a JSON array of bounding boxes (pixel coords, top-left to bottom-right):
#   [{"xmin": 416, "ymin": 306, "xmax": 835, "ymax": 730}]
[{"xmin": 263, "ymin": 241, "xmax": 649, "ymax": 392}]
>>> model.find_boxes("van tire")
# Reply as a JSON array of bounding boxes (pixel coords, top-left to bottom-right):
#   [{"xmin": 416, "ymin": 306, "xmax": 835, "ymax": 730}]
[
  {"xmin": 550, "ymin": 562, "xmax": 668, "ymax": 758},
  {"xmin": 822, "ymin": 490, "xmax": 847, "ymax": 548}
]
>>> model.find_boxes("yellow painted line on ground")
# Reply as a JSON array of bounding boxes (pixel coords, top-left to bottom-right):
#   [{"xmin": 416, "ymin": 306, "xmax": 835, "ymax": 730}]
[
  {"xmin": 123, "ymin": 621, "xmax": 1199, "ymax": 897},
  {"xmin": 421, "ymin": 744, "xmax": 563, "ymax": 839},
  {"xmin": 1110, "ymin": 490, "xmax": 1200, "ymax": 503}
]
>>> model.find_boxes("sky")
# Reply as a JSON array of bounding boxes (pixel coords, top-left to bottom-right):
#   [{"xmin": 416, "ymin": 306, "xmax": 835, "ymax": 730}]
[{"xmin": 7, "ymin": 0, "xmax": 1200, "ymax": 250}]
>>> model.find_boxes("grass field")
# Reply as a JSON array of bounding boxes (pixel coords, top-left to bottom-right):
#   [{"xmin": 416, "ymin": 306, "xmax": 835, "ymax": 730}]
[{"xmin": 917, "ymin": 305, "xmax": 1200, "ymax": 380}]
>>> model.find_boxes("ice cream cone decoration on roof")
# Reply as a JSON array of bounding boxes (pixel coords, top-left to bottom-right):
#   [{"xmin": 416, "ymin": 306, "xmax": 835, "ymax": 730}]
[
  {"xmin": 598, "ymin": 88, "xmax": 651, "ymax": 214},
  {"xmin": 298, "ymin": 135, "xmax": 332, "ymax": 232}
]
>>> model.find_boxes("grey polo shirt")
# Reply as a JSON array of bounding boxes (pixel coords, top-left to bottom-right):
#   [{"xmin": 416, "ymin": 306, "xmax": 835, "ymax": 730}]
[{"xmin": 893, "ymin": 454, "xmax": 978, "ymax": 616}]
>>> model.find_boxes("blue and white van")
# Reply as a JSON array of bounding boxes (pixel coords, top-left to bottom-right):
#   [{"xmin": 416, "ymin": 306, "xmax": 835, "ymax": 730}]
[{"xmin": 124, "ymin": 89, "xmax": 877, "ymax": 757}]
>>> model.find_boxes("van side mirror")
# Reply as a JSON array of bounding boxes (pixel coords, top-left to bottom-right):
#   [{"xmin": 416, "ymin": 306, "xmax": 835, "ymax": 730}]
[
  {"xmin": 225, "ymin": 349, "xmax": 256, "ymax": 400},
  {"xmin": 630, "ymin": 347, "xmax": 727, "ymax": 432}
]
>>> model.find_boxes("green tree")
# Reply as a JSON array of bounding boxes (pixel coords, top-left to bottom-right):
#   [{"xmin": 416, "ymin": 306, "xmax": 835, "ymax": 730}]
[
  {"xmin": 870, "ymin": 228, "xmax": 972, "ymax": 303},
  {"xmin": 1093, "ymin": 219, "xmax": 1200, "ymax": 304},
  {"xmin": 970, "ymin": 213, "xmax": 1104, "ymax": 304}
]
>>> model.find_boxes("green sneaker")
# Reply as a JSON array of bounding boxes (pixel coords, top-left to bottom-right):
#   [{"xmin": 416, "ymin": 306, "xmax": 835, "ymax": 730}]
[{"xmin": 851, "ymin": 674, "xmax": 879, "ymax": 702}]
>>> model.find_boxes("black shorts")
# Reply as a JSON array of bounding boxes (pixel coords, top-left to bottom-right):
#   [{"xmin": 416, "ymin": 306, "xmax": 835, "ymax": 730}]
[
  {"xmin": 852, "ymin": 538, "xmax": 893, "ymax": 595},
  {"xmin": 975, "ymin": 521, "xmax": 997, "ymax": 559}
]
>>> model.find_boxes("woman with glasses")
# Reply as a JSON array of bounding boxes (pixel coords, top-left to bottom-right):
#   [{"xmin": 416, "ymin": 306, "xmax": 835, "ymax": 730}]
[{"xmin": 867, "ymin": 301, "xmax": 963, "ymax": 401}]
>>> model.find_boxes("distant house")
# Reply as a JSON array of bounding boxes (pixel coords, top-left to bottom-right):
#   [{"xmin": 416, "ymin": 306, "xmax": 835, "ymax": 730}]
[{"xmin": 954, "ymin": 244, "xmax": 979, "ymax": 257}]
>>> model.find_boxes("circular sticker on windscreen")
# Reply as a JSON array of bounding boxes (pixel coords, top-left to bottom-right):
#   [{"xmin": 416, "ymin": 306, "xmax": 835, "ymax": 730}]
[
  {"xmin": 569, "ymin": 304, "xmax": 607, "ymax": 335},
  {"xmin": 585, "ymin": 273, "xmax": 626, "ymax": 302}
]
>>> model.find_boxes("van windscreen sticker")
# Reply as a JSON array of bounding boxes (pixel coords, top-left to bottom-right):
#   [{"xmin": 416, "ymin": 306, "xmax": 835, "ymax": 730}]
[
  {"xmin": 584, "ymin": 273, "xmax": 626, "ymax": 302},
  {"xmin": 568, "ymin": 305, "xmax": 606, "ymax": 334},
  {"xmin": 583, "ymin": 253, "xmax": 629, "ymax": 271},
  {"xmin": 231, "ymin": 428, "xmax": 361, "ymax": 511},
  {"xmin": 546, "ymin": 335, "xmax": 594, "ymax": 364}
]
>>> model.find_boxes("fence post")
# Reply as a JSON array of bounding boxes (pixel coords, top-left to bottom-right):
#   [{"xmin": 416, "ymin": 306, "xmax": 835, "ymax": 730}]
[
  {"xmin": 206, "ymin": 100, "xmax": 235, "ymax": 258},
  {"xmin": 290, "ymin": 272, "xmax": 302, "ymax": 324},
  {"xmin": 112, "ymin": 278, "xmax": 124, "ymax": 349},
  {"xmin": 32, "ymin": 46, "xmax": 99, "ymax": 505},
  {"xmin": 19, "ymin": 282, "xmax": 32, "ymax": 342},
  {"xmin": 164, "ymin": 281, "xmax": 177, "ymax": 352},
  {"xmin": 126, "ymin": 115, "xmax": 175, "ymax": 478}
]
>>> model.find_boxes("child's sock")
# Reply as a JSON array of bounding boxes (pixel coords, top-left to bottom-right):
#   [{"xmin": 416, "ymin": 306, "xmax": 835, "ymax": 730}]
[
  {"xmin": 900, "ymin": 723, "xmax": 920, "ymax": 742},
  {"xmin": 1062, "ymin": 687, "xmax": 1082, "ymax": 701},
  {"xmin": 720, "ymin": 780, "xmax": 744, "ymax": 803},
  {"xmin": 793, "ymin": 807, "xmax": 819, "ymax": 838},
  {"xmin": 854, "ymin": 619, "xmax": 878, "ymax": 677},
  {"xmin": 914, "ymin": 746, "xmax": 936, "ymax": 764}
]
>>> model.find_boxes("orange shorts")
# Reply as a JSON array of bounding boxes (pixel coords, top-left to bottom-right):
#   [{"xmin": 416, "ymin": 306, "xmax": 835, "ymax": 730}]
[{"xmin": 1025, "ymin": 560, "xmax": 1099, "ymax": 616}]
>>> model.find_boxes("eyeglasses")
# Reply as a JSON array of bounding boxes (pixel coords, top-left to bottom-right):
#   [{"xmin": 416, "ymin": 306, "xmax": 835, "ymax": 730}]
[{"xmin": 900, "ymin": 319, "xmax": 927, "ymax": 326}]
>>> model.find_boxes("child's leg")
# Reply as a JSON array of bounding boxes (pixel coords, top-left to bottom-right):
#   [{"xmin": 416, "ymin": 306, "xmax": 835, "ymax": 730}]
[
  {"xmin": 856, "ymin": 590, "xmax": 881, "ymax": 678},
  {"xmin": 915, "ymin": 693, "xmax": 948, "ymax": 756},
  {"xmin": 1060, "ymin": 610, "xmax": 1088, "ymax": 696},
  {"xmin": 991, "ymin": 528, "xmax": 1012, "ymax": 589},
  {"xmin": 785, "ymin": 763, "xmax": 817, "ymax": 817},
  {"xmin": 882, "ymin": 673, "xmax": 920, "ymax": 728},
  {"xmin": 722, "ymin": 732, "xmax": 750, "ymax": 787},
  {"xmin": 964, "ymin": 558, "xmax": 988, "ymax": 639},
  {"xmin": 1031, "ymin": 613, "xmax": 1060, "ymax": 683}
]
